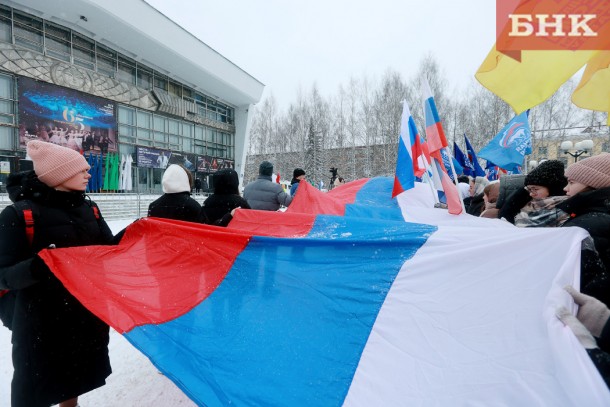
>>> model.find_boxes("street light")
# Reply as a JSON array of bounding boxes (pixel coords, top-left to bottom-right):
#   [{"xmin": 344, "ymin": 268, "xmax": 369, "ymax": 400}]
[{"xmin": 560, "ymin": 139, "xmax": 594, "ymax": 162}]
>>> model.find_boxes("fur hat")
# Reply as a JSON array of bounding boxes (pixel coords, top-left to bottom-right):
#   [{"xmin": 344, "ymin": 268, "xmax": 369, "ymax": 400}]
[
  {"xmin": 565, "ymin": 153, "xmax": 610, "ymax": 189},
  {"xmin": 162, "ymin": 164, "xmax": 191, "ymax": 193},
  {"xmin": 293, "ymin": 168, "xmax": 306, "ymax": 178},
  {"xmin": 524, "ymin": 159, "xmax": 567, "ymax": 196},
  {"xmin": 26, "ymin": 140, "xmax": 90, "ymax": 187},
  {"xmin": 259, "ymin": 161, "xmax": 273, "ymax": 176}
]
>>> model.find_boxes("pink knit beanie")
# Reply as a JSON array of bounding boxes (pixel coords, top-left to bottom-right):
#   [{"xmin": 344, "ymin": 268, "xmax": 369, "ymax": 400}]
[
  {"xmin": 27, "ymin": 140, "xmax": 90, "ymax": 187},
  {"xmin": 565, "ymin": 153, "xmax": 610, "ymax": 189}
]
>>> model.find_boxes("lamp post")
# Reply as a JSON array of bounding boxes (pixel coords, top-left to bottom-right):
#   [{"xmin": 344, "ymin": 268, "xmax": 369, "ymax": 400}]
[{"xmin": 560, "ymin": 140, "xmax": 594, "ymax": 162}]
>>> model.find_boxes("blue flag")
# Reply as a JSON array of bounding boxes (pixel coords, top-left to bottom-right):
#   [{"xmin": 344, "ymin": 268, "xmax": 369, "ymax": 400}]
[
  {"xmin": 464, "ymin": 134, "xmax": 486, "ymax": 177},
  {"xmin": 97, "ymin": 153, "xmax": 104, "ymax": 192},
  {"xmin": 87, "ymin": 153, "xmax": 94, "ymax": 192},
  {"xmin": 485, "ymin": 160, "xmax": 499, "ymax": 181},
  {"xmin": 440, "ymin": 148, "xmax": 461, "ymax": 181},
  {"xmin": 453, "ymin": 142, "xmax": 473, "ymax": 176},
  {"xmin": 478, "ymin": 111, "xmax": 531, "ymax": 171}
]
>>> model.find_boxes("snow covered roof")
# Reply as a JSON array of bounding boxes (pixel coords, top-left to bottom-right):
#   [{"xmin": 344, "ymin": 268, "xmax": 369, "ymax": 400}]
[{"xmin": 5, "ymin": 0, "xmax": 264, "ymax": 107}]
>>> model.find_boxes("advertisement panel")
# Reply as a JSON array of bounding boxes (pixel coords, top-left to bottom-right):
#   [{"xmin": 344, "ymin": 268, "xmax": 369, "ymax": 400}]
[
  {"xmin": 18, "ymin": 76, "xmax": 117, "ymax": 153},
  {"xmin": 136, "ymin": 146, "xmax": 171, "ymax": 169},
  {"xmin": 196, "ymin": 156, "xmax": 234, "ymax": 173},
  {"xmin": 168, "ymin": 151, "xmax": 197, "ymax": 172}
]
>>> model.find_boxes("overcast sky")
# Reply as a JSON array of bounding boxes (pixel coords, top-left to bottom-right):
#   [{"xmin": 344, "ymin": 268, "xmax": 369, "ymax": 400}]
[{"xmin": 144, "ymin": 0, "xmax": 496, "ymax": 109}]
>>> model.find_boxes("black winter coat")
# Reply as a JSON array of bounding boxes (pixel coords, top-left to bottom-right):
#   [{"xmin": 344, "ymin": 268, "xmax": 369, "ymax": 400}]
[
  {"xmin": 0, "ymin": 171, "xmax": 114, "ymax": 406},
  {"xmin": 466, "ymin": 193, "xmax": 485, "ymax": 216},
  {"xmin": 202, "ymin": 169, "xmax": 251, "ymax": 227},
  {"xmin": 558, "ymin": 187, "xmax": 610, "ymax": 306},
  {"xmin": 558, "ymin": 187, "xmax": 610, "ymax": 269},
  {"xmin": 148, "ymin": 192, "xmax": 201, "ymax": 222}
]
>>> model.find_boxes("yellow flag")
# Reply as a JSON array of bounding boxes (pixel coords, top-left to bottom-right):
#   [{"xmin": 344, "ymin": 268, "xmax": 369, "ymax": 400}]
[
  {"xmin": 475, "ymin": 46, "xmax": 595, "ymax": 114},
  {"xmin": 571, "ymin": 51, "xmax": 610, "ymax": 125}
]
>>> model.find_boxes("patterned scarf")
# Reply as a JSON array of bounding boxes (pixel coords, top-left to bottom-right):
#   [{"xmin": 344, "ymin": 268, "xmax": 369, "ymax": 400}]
[{"xmin": 514, "ymin": 196, "xmax": 570, "ymax": 228}]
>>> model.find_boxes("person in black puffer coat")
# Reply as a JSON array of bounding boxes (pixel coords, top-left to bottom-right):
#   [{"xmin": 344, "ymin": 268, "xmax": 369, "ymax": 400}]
[
  {"xmin": 201, "ymin": 168, "xmax": 251, "ymax": 227},
  {"xmin": 558, "ymin": 153, "xmax": 610, "ymax": 306},
  {"xmin": 148, "ymin": 164, "xmax": 201, "ymax": 222},
  {"xmin": 0, "ymin": 141, "xmax": 114, "ymax": 407}
]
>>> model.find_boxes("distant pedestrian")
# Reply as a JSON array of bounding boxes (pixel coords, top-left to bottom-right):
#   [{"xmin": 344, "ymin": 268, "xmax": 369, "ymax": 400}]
[
  {"xmin": 194, "ymin": 178, "xmax": 202, "ymax": 194},
  {"xmin": 201, "ymin": 168, "xmax": 251, "ymax": 226},
  {"xmin": 148, "ymin": 164, "xmax": 201, "ymax": 222},
  {"xmin": 243, "ymin": 161, "xmax": 292, "ymax": 211},
  {"xmin": 290, "ymin": 168, "xmax": 306, "ymax": 197}
]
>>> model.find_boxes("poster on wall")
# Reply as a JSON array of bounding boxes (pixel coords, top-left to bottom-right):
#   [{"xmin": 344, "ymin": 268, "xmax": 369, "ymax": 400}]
[
  {"xmin": 217, "ymin": 159, "xmax": 234, "ymax": 170},
  {"xmin": 196, "ymin": 156, "xmax": 233, "ymax": 173},
  {"xmin": 196, "ymin": 155, "xmax": 213, "ymax": 173},
  {"xmin": 18, "ymin": 76, "xmax": 117, "ymax": 153},
  {"xmin": 136, "ymin": 146, "xmax": 171, "ymax": 169},
  {"xmin": 168, "ymin": 151, "xmax": 197, "ymax": 172}
]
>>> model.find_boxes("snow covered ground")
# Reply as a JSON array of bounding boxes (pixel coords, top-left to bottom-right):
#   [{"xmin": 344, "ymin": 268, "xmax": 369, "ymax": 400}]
[{"xmin": 0, "ymin": 219, "xmax": 196, "ymax": 406}]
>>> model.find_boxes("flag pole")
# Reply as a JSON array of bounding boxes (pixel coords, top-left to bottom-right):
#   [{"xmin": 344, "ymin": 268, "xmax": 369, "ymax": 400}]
[
  {"xmin": 443, "ymin": 146, "xmax": 466, "ymax": 213},
  {"xmin": 419, "ymin": 154, "xmax": 439, "ymax": 204},
  {"xmin": 422, "ymin": 169, "xmax": 440, "ymax": 204}
]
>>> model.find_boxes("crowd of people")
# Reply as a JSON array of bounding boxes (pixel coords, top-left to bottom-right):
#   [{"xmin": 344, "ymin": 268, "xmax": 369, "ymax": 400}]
[
  {"xmin": 1, "ymin": 141, "xmax": 610, "ymax": 406},
  {"xmin": 459, "ymin": 154, "xmax": 610, "ymax": 387}
]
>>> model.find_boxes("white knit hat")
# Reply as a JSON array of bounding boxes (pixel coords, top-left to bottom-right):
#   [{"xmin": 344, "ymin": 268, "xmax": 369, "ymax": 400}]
[
  {"xmin": 162, "ymin": 164, "xmax": 191, "ymax": 193},
  {"xmin": 27, "ymin": 140, "xmax": 90, "ymax": 187}
]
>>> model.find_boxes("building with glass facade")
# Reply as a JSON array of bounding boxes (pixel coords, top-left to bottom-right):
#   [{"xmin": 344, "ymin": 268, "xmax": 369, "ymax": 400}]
[{"xmin": 0, "ymin": 0, "xmax": 264, "ymax": 192}]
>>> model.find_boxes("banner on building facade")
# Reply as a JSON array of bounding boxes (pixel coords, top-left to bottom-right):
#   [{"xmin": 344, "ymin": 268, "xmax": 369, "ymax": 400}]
[
  {"xmin": 168, "ymin": 151, "xmax": 197, "ymax": 172},
  {"xmin": 17, "ymin": 76, "xmax": 117, "ymax": 153},
  {"xmin": 196, "ymin": 155, "xmax": 233, "ymax": 173},
  {"xmin": 136, "ymin": 146, "xmax": 171, "ymax": 169}
]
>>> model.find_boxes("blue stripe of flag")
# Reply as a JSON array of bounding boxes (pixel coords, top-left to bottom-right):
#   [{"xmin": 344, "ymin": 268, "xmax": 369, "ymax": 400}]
[
  {"xmin": 124, "ymin": 179, "xmax": 435, "ymax": 406},
  {"xmin": 424, "ymin": 97, "xmax": 441, "ymax": 127}
]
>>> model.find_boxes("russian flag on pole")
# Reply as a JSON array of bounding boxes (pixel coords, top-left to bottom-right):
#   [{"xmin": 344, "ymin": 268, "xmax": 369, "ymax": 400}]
[
  {"xmin": 421, "ymin": 78, "xmax": 462, "ymax": 215},
  {"xmin": 39, "ymin": 179, "xmax": 610, "ymax": 406},
  {"xmin": 422, "ymin": 81, "xmax": 448, "ymax": 153},
  {"xmin": 392, "ymin": 100, "xmax": 425, "ymax": 198}
]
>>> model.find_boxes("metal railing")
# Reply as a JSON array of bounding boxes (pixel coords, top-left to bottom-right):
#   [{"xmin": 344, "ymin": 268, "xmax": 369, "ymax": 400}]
[{"xmin": 0, "ymin": 192, "xmax": 209, "ymax": 221}]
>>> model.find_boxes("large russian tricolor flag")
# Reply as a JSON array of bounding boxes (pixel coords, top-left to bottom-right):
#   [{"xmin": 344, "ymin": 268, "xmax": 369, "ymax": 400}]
[{"xmin": 40, "ymin": 179, "xmax": 610, "ymax": 406}]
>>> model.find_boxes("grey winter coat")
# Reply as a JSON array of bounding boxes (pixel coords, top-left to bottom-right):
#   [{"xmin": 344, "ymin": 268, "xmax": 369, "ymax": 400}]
[{"xmin": 243, "ymin": 175, "xmax": 292, "ymax": 211}]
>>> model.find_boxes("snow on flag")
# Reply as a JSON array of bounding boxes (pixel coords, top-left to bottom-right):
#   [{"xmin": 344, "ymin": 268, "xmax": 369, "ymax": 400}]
[
  {"xmin": 38, "ymin": 179, "xmax": 610, "ymax": 406},
  {"xmin": 392, "ymin": 100, "xmax": 425, "ymax": 198},
  {"xmin": 478, "ymin": 111, "xmax": 532, "ymax": 172}
]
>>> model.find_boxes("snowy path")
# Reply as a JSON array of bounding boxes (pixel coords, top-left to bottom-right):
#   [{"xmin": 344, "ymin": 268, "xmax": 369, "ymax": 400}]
[{"xmin": 0, "ymin": 219, "xmax": 196, "ymax": 406}]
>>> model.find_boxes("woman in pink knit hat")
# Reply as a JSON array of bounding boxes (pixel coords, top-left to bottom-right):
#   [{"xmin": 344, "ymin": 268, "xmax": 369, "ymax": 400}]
[
  {"xmin": 555, "ymin": 153, "xmax": 610, "ymax": 391},
  {"xmin": 557, "ymin": 153, "xmax": 610, "ymax": 306},
  {"xmin": 0, "ymin": 141, "xmax": 115, "ymax": 407}
]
